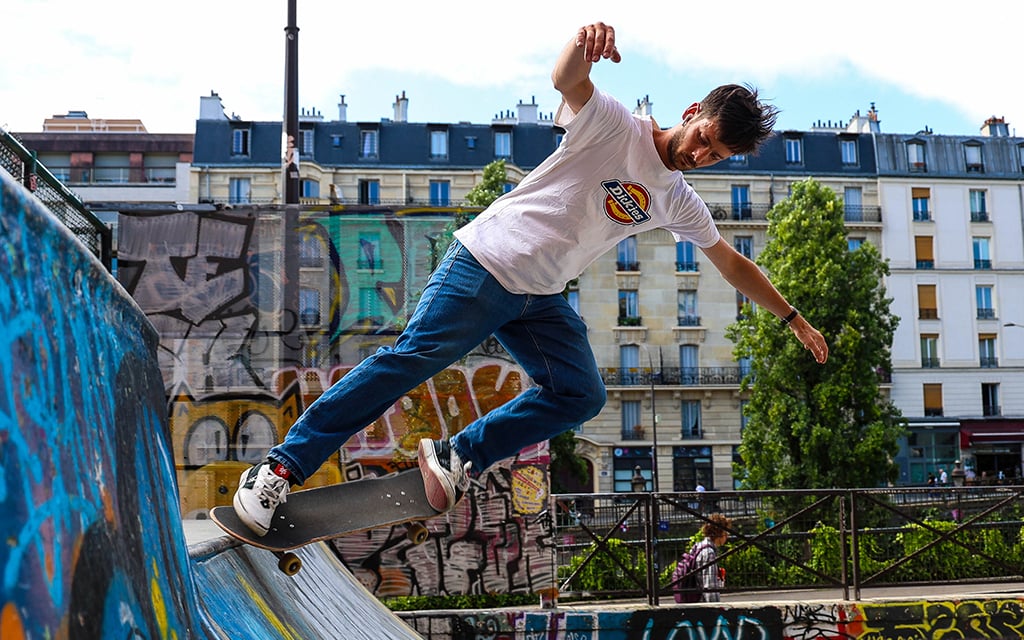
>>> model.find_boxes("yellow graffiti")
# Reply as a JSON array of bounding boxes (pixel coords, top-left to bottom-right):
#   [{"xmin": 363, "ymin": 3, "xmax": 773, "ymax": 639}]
[{"xmin": 242, "ymin": 576, "xmax": 301, "ymax": 640}]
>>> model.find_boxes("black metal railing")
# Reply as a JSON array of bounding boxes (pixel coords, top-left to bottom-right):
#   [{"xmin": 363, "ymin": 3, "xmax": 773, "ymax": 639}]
[
  {"xmin": 702, "ymin": 202, "xmax": 881, "ymax": 223},
  {"xmin": 553, "ymin": 485, "xmax": 1024, "ymax": 605},
  {"xmin": 0, "ymin": 128, "xmax": 112, "ymax": 270},
  {"xmin": 600, "ymin": 366, "xmax": 743, "ymax": 386}
]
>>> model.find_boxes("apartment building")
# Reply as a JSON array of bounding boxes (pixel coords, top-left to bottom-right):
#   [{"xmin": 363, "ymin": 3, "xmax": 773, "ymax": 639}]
[
  {"xmin": 877, "ymin": 117, "xmax": 1024, "ymax": 484},
  {"xmin": 14, "ymin": 111, "xmax": 193, "ymax": 252}
]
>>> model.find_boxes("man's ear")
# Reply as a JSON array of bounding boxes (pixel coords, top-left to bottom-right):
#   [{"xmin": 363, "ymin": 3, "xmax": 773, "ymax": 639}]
[{"xmin": 682, "ymin": 102, "xmax": 701, "ymax": 121}]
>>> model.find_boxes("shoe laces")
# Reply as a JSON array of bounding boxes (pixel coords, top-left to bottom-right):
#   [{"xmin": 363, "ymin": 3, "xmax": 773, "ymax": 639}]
[{"xmin": 258, "ymin": 469, "xmax": 289, "ymax": 508}]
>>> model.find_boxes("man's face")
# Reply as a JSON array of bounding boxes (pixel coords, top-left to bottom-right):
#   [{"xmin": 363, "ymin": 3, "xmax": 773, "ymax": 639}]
[{"xmin": 666, "ymin": 115, "xmax": 733, "ymax": 171}]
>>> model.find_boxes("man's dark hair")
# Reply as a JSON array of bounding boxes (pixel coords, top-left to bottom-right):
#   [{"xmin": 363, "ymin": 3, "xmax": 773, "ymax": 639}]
[{"xmin": 699, "ymin": 84, "xmax": 778, "ymax": 155}]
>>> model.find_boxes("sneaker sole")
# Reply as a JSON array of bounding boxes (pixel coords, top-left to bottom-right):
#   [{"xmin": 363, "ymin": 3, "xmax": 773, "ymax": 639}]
[
  {"xmin": 418, "ymin": 439, "xmax": 456, "ymax": 512},
  {"xmin": 232, "ymin": 469, "xmax": 270, "ymax": 536}
]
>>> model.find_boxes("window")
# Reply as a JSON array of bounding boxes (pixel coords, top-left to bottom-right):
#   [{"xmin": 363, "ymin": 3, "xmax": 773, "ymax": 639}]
[
  {"xmin": 844, "ymin": 187, "xmax": 864, "ymax": 222},
  {"xmin": 912, "ymin": 187, "xmax": 931, "ymax": 221},
  {"xmin": 680, "ymin": 345, "xmax": 699, "ymax": 385},
  {"xmin": 672, "ymin": 448, "xmax": 712, "ymax": 492},
  {"xmin": 619, "ymin": 344, "xmax": 641, "ymax": 385},
  {"xmin": 738, "ymin": 357, "xmax": 752, "ymax": 381},
  {"xmin": 964, "ymin": 143, "xmax": 984, "ymax": 173},
  {"xmin": 681, "ymin": 400, "xmax": 702, "ymax": 438},
  {"xmin": 231, "ymin": 128, "xmax": 250, "ymax": 156},
  {"xmin": 973, "ymin": 237, "xmax": 991, "ymax": 269},
  {"xmin": 979, "ymin": 334, "xmax": 998, "ymax": 368},
  {"xmin": 731, "ymin": 185, "xmax": 751, "ymax": 219},
  {"xmin": 566, "ymin": 288, "xmax": 580, "ymax": 316},
  {"xmin": 982, "ymin": 383, "xmax": 1000, "ymax": 416},
  {"xmin": 429, "ymin": 180, "xmax": 450, "ymax": 206},
  {"xmin": 914, "ymin": 236, "xmax": 934, "ymax": 269},
  {"xmin": 299, "ymin": 288, "xmax": 320, "ymax": 325},
  {"xmin": 93, "ymin": 153, "xmax": 129, "ymax": 183},
  {"xmin": 840, "ymin": 138, "xmax": 858, "ymax": 165},
  {"xmin": 923, "ymin": 383, "xmax": 943, "ymax": 417},
  {"xmin": 614, "ymin": 450, "xmax": 651, "ymax": 491},
  {"xmin": 298, "ymin": 233, "xmax": 322, "ymax": 268},
  {"xmin": 554, "ymin": 131, "xmax": 564, "ymax": 147},
  {"xmin": 301, "ymin": 179, "xmax": 319, "ymax": 199},
  {"xmin": 494, "ymin": 130, "xmax": 511, "ymax": 158},
  {"xmin": 465, "ymin": 136, "xmax": 477, "ymax": 149},
  {"xmin": 784, "ymin": 136, "xmax": 803, "ymax": 164},
  {"xmin": 921, "ymin": 334, "xmax": 939, "ymax": 368},
  {"xmin": 357, "ymin": 233, "xmax": 383, "ymax": 270},
  {"xmin": 970, "ymin": 190, "xmax": 988, "ymax": 222},
  {"xmin": 1019, "ymin": 144, "xmax": 1024, "ymax": 172},
  {"xmin": 907, "ymin": 141, "xmax": 926, "ymax": 171},
  {"xmin": 430, "ymin": 129, "xmax": 448, "ymax": 159},
  {"xmin": 734, "ymin": 235, "xmax": 753, "ymax": 259},
  {"xmin": 359, "ymin": 286, "xmax": 382, "ymax": 325},
  {"xmin": 300, "ymin": 127, "xmax": 314, "ymax": 156},
  {"xmin": 621, "ymin": 400, "xmax": 643, "ymax": 440},
  {"xmin": 358, "ymin": 179, "xmax": 380, "ymax": 205},
  {"xmin": 331, "ymin": 134, "xmax": 343, "ymax": 148},
  {"xmin": 503, "ymin": 182, "xmax": 514, "ymax": 194},
  {"xmin": 976, "ymin": 285, "xmax": 994, "ymax": 319},
  {"xmin": 676, "ymin": 241, "xmax": 698, "ymax": 272},
  {"xmin": 617, "ymin": 236, "xmax": 639, "ymax": 271},
  {"xmin": 848, "ymin": 237, "xmax": 865, "ymax": 251},
  {"xmin": 917, "ymin": 284, "xmax": 937, "ymax": 319},
  {"xmin": 678, "ymin": 290, "xmax": 699, "ymax": 326},
  {"xmin": 729, "ymin": 154, "xmax": 747, "ymax": 165},
  {"xmin": 618, "ymin": 290, "xmax": 640, "ymax": 325},
  {"xmin": 359, "ymin": 129, "xmax": 379, "ymax": 158},
  {"xmin": 736, "ymin": 291, "xmax": 754, "ymax": 319},
  {"xmin": 228, "ymin": 177, "xmax": 251, "ymax": 204}
]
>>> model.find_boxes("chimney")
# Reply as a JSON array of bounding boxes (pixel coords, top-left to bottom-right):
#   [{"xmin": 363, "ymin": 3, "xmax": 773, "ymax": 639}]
[
  {"xmin": 980, "ymin": 116, "xmax": 1009, "ymax": 137},
  {"xmin": 516, "ymin": 96, "xmax": 539, "ymax": 124},
  {"xmin": 846, "ymin": 102, "xmax": 881, "ymax": 133},
  {"xmin": 338, "ymin": 94, "xmax": 347, "ymax": 122},
  {"xmin": 393, "ymin": 90, "xmax": 409, "ymax": 122},
  {"xmin": 199, "ymin": 91, "xmax": 228, "ymax": 121},
  {"xmin": 633, "ymin": 95, "xmax": 653, "ymax": 117}
]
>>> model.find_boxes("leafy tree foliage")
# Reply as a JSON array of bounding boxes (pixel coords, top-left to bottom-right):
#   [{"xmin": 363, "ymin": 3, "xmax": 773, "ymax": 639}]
[
  {"xmin": 465, "ymin": 159, "xmax": 507, "ymax": 206},
  {"xmin": 727, "ymin": 178, "xmax": 904, "ymax": 489}
]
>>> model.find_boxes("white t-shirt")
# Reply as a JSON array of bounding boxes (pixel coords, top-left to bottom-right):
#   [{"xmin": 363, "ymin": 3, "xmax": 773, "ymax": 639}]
[{"xmin": 455, "ymin": 88, "xmax": 721, "ymax": 295}]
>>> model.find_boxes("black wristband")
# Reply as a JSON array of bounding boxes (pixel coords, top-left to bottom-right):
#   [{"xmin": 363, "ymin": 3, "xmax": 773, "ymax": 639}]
[{"xmin": 781, "ymin": 306, "xmax": 800, "ymax": 326}]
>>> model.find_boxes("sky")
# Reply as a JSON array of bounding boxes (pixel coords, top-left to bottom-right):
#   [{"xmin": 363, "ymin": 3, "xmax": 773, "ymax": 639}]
[{"xmin": 3, "ymin": 1, "xmax": 1023, "ymax": 138}]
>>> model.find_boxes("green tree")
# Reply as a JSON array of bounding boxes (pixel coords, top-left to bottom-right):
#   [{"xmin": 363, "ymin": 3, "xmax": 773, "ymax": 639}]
[
  {"xmin": 727, "ymin": 178, "xmax": 904, "ymax": 489},
  {"xmin": 464, "ymin": 159, "xmax": 507, "ymax": 206}
]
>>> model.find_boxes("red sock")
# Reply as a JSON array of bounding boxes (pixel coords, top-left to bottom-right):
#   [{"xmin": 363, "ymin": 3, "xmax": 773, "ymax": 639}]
[{"xmin": 271, "ymin": 463, "xmax": 293, "ymax": 482}]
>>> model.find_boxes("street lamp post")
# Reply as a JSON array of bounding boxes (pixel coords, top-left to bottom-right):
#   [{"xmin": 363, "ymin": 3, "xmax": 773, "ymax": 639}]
[{"xmin": 640, "ymin": 344, "xmax": 660, "ymax": 492}]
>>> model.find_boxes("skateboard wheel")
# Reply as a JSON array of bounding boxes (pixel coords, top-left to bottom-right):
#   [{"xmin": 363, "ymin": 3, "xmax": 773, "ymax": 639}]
[
  {"xmin": 278, "ymin": 552, "xmax": 302, "ymax": 575},
  {"xmin": 406, "ymin": 521, "xmax": 428, "ymax": 545}
]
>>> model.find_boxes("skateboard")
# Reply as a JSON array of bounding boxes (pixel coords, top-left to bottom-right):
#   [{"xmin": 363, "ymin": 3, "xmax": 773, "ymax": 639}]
[{"xmin": 210, "ymin": 469, "xmax": 438, "ymax": 575}]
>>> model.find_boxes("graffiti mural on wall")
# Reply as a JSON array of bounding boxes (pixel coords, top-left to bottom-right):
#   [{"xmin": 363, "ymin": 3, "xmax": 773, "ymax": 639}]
[
  {"xmin": 117, "ymin": 206, "xmax": 555, "ymax": 596},
  {"xmin": 399, "ymin": 598, "xmax": 1024, "ymax": 640}
]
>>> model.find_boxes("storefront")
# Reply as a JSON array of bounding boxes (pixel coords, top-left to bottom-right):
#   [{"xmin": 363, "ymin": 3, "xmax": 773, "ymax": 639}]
[{"xmin": 959, "ymin": 419, "xmax": 1024, "ymax": 483}]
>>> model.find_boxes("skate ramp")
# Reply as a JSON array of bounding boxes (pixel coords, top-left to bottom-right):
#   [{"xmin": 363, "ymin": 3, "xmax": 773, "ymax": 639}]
[{"xmin": 0, "ymin": 169, "xmax": 418, "ymax": 639}]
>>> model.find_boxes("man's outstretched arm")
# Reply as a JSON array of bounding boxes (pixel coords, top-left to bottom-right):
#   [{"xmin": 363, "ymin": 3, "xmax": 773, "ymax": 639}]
[
  {"xmin": 552, "ymin": 21, "xmax": 621, "ymax": 114},
  {"xmin": 702, "ymin": 238, "xmax": 829, "ymax": 364}
]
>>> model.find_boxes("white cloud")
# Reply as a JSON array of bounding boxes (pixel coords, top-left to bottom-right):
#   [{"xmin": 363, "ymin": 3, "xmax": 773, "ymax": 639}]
[{"xmin": 2, "ymin": 1, "xmax": 1022, "ymax": 135}]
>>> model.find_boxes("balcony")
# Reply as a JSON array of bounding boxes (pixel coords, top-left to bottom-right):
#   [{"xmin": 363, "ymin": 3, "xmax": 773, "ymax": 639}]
[
  {"xmin": 971, "ymin": 211, "xmax": 990, "ymax": 222},
  {"xmin": 703, "ymin": 201, "xmax": 881, "ymax": 223},
  {"xmin": 977, "ymin": 308, "xmax": 996, "ymax": 320},
  {"xmin": 974, "ymin": 259, "xmax": 992, "ymax": 270},
  {"xmin": 919, "ymin": 309, "xmax": 939, "ymax": 320},
  {"xmin": 675, "ymin": 261, "xmax": 699, "ymax": 272},
  {"xmin": 600, "ymin": 366, "xmax": 743, "ymax": 387},
  {"xmin": 983, "ymin": 405, "xmax": 1002, "ymax": 417},
  {"xmin": 916, "ymin": 260, "xmax": 934, "ymax": 270},
  {"xmin": 616, "ymin": 261, "xmax": 640, "ymax": 272},
  {"xmin": 921, "ymin": 358, "xmax": 941, "ymax": 368},
  {"xmin": 980, "ymin": 357, "xmax": 999, "ymax": 368}
]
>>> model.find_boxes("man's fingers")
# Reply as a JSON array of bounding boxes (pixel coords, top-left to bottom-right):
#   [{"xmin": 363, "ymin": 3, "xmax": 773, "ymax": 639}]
[{"xmin": 577, "ymin": 22, "xmax": 617, "ymax": 62}]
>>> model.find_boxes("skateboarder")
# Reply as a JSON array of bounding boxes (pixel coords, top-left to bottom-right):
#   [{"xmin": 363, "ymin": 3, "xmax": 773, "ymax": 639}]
[{"xmin": 234, "ymin": 21, "xmax": 830, "ymax": 537}]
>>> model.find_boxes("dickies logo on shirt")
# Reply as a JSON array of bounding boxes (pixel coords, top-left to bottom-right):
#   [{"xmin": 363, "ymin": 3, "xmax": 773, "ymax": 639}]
[{"xmin": 601, "ymin": 180, "xmax": 652, "ymax": 225}]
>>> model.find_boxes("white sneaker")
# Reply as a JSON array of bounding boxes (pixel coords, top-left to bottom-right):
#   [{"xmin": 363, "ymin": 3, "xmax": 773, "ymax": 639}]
[
  {"xmin": 233, "ymin": 461, "xmax": 290, "ymax": 536},
  {"xmin": 418, "ymin": 438, "xmax": 471, "ymax": 512}
]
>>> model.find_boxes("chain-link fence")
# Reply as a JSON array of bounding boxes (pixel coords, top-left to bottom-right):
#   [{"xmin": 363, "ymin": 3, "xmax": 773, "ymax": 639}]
[{"xmin": 0, "ymin": 127, "xmax": 111, "ymax": 270}]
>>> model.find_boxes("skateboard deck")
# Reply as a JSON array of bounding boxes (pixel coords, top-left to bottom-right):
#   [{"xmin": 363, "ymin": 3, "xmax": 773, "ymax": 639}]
[{"xmin": 210, "ymin": 469, "xmax": 439, "ymax": 553}]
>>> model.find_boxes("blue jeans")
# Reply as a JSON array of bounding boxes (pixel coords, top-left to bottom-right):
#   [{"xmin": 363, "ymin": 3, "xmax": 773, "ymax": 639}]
[{"xmin": 268, "ymin": 240, "xmax": 606, "ymax": 484}]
